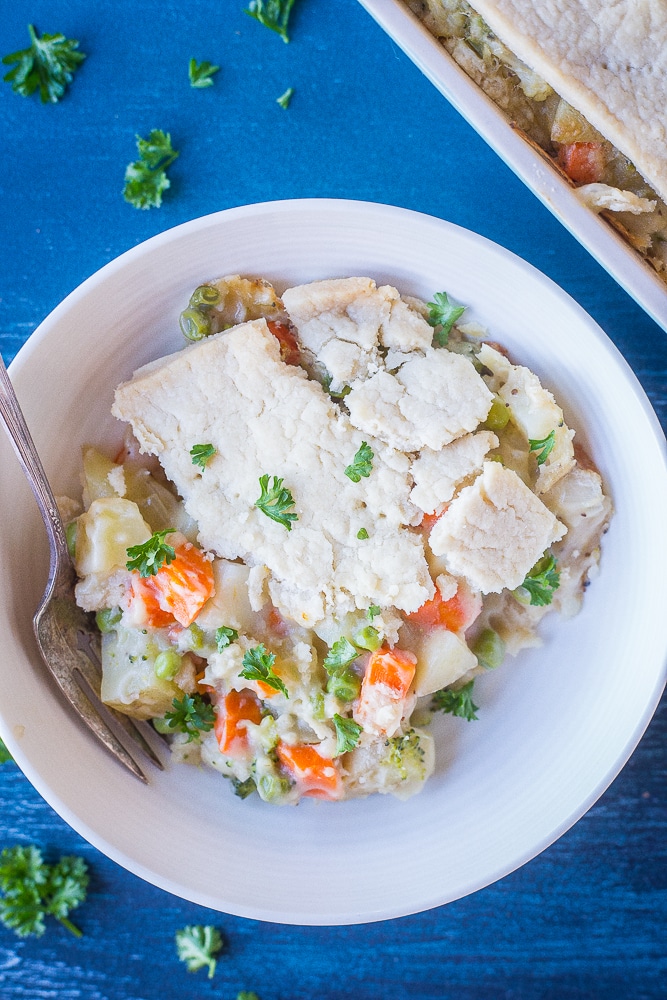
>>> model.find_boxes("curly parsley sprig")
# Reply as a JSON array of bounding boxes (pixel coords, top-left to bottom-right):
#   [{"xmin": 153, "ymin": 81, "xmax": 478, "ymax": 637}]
[
  {"xmin": 126, "ymin": 529, "xmax": 176, "ymax": 577},
  {"xmin": 175, "ymin": 924, "xmax": 224, "ymax": 978},
  {"xmin": 427, "ymin": 291, "xmax": 466, "ymax": 346},
  {"xmin": 188, "ymin": 58, "xmax": 220, "ymax": 88},
  {"xmin": 529, "ymin": 429, "xmax": 556, "ymax": 466},
  {"xmin": 164, "ymin": 694, "xmax": 216, "ymax": 742},
  {"xmin": 123, "ymin": 129, "xmax": 179, "ymax": 210},
  {"xmin": 2, "ymin": 24, "xmax": 86, "ymax": 103},
  {"xmin": 255, "ymin": 474, "xmax": 298, "ymax": 530},
  {"xmin": 514, "ymin": 552, "xmax": 560, "ymax": 607},
  {"xmin": 432, "ymin": 680, "xmax": 479, "ymax": 721},
  {"xmin": 239, "ymin": 644, "xmax": 288, "ymax": 697},
  {"xmin": 345, "ymin": 441, "xmax": 373, "ymax": 483},
  {"xmin": 0, "ymin": 845, "xmax": 89, "ymax": 938},
  {"xmin": 245, "ymin": 0, "xmax": 296, "ymax": 42}
]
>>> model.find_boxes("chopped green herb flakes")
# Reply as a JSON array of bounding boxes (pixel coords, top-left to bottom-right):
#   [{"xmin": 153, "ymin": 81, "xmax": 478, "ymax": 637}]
[
  {"xmin": 164, "ymin": 694, "xmax": 216, "ymax": 742},
  {"xmin": 345, "ymin": 441, "xmax": 373, "ymax": 482},
  {"xmin": 126, "ymin": 529, "xmax": 176, "ymax": 577},
  {"xmin": 427, "ymin": 291, "xmax": 465, "ymax": 346},
  {"xmin": 190, "ymin": 442, "xmax": 216, "ymax": 468},
  {"xmin": 276, "ymin": 85, "xmax": 294, "ymax": 108},
  {"xmin": 529, "ymin": 429, "xmax": 556, "ymax": 466},
  {"xmin": 188, "ymin": 58, "xmax": 220, "ymax": 88},
  {"xmin": 240, "ymin": 644, "xmax": 288, "ymax": 697},
  {"xmin": 432, "ymin": 680, "xmax": 479, "ymax": 721},
  {"xmin": 216, "ymin": 625, "xmax": 239, "ymax": 651},
  {"xmin": 514, "ymin": 552, "xmax": 560, "ymax": 607},
  {"xmin": 333, "ymin": 713, "xmax": 362, "ymax": 755},
  {"xmin": 255, "ymin": 474, "xmax": 298, "ymax": 529}
]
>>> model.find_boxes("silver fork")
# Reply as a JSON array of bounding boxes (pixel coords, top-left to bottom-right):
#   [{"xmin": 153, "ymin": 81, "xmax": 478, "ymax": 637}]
[{"xmin": 0, "ymin": 351, "xmax": 164, "ymax": 782}]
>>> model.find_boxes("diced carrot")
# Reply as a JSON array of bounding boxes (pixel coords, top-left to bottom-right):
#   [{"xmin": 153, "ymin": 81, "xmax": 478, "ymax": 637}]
[
  {"xmin": 276, "ymin": 741, "xmax": 343, "ymax": 800},
  {"xmin": 267, "ymin": 320, "xmax": 301, "ymax": 367},
  {"xmin": 130, "ymin": 541, "xmax": 215, "ymax": 628},
  {"xmin": 363, "ymin": 646, "xmax": 416, "ymax": 698},
  {"xmin": 267, "ymin": 605, "xmax": 289, "ymax": 638},
  {"xmin": 420, "ymin": 511, "xmax": 441, "ymax": 533},
  {"xmin": 354, "ymin": 646, "xmax": 417, "ymax": 736},
  {"xmin": 405, "ymin": 583, "xmax": 482, "ymax": 633},
  {"xmin": 128, "ymin": 578, "xmax": 177, "ymax": 627},
  {"xmin": 214, "ymin": 689, "xmax": 263, "ymax": 757},
  {"xmin": 557, "ymin": 142, "xmax": 607, "ymax": 184}
]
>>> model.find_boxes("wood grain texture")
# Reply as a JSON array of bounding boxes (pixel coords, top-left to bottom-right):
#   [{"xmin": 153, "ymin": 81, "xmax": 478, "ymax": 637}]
[{"xmin": 1, "ymin": 0, "xmax": 666, "ymax": 997}]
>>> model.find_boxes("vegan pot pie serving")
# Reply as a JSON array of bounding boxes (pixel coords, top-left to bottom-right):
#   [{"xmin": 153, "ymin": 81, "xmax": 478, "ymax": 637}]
[
  {"xmin": 65, "ymin": 274, "xmax": 612, "ymax": 805},
  {"xmin": 404, "ymin": 0, "xmax": 667, "ymax": 282}
]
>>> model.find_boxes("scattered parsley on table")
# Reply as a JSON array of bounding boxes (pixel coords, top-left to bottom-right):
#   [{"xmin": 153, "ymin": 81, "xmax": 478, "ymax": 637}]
[
  {"xmin": 0, "ymin": 845, "xmax": 89, "ymax": 938},
  {"xmin": 123, "ymin": 129, "xmax": 179, "ymax": 210},
  {"xmin": 175, "ymin": 924, "xmax": 224, "ymax": 978},
  {"xmin": 2, "ymin": 24, "xmax": 86, "ymax": 103},
  {"xmin": 188, "ymin": 58, "xmax": 220, "ymax": 88}
]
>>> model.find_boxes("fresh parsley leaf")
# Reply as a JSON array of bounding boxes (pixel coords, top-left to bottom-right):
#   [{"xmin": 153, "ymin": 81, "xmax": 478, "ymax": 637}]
[
  {"xmin": 345, "ymin": 441, "xmax": 373, "ymax": 482},
  {"xmin": 0, "ymin": 737, "xmax": 13, "ymax": 764},
  {"xmin": 245, "ymin": 0, "xmax": 296, "ymax": 42},
  {"xmin": 237, "ymin": 993, "xmax": 261, "ymax": 1000},
  {"xmin": 126, "ymin": 529, "xmax": 176, "ymax": 577},
  {"xmin": 529, "ymin": 429, "xmax": 556, "ymax": 466},
  {"xmin": 190, "ymin": 443, "xmax": 216, "ymax": 469},
  {"xmin": 255, "ymin": 474, "xmax": 298, "ymax": 530},
  {"xmin": 215, "ymin": 625, "xmax": 239, "ymax": 652},
  {"xmin": 323, "ymin": 637, "xmax": 359, "ymax": 675},
  {"xmin": 240, "ymin": 644, "xmax": 288, "ymax": 697},
  {"xmin": 332, "ymin": 713, "xmax": 362, "ymax": 755},
  {"xmin": 123, "ymin": 129, "xmax": 179, "ymax": 210},
  {"xmin": 2, "ymin": 24, "xmax": 86, "ymax": 103},
  {"xmin": 175, "ymin": 924, "xmax": 224, "ymax": 978},
  {"xmin": 188, "ymin": 58, "xmax": 220, "ymax": 88},
  {"xmin": 276, "ymin": 86, "xmax": 294, "ymax": 108},
  {"xmin": 164, "ymin": 694, "xmax": 216, "ymax": 742},
  {"xmin": 0, "ymin": 846, "xmax": 88, "ymax": 938},
  {"xmin": 427, "ymin": 291, "xmax": 466, "ymax": 346},
  {"xmin": 357, "ymin": 527, "xmax": 369, "ymax": 540},
  {"xmin": 367, "ymin": 605, "xmax": 381, "ymax": 620},
  {"xmin": 515, "ymin": 552, "xmax": 560, "ymax": 607},
  {"xmin": 432, "ymin": 680, "xmax": 479, "ymax": 721}
]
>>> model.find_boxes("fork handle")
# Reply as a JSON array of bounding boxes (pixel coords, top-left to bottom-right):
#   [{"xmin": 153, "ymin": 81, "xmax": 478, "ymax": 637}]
[{"xmin": 0, "ymin": 352, "xmax": 70, "ymax": 580}]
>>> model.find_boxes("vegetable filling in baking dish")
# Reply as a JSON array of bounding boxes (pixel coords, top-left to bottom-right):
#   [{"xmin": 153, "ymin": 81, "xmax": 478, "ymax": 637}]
[
  {"xmin": 64, "ymin": 274, "xmax": 611, "ymax": 804},
  {"xmin": 404, "ymin": 0, "xmax": 667, "ymax": 282}
]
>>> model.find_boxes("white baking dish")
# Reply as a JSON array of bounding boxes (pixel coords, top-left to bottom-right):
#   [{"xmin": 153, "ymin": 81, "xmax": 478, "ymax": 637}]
[{"xmin": 358, "ymin": 0, "xmax": 667, "ymax": 334}]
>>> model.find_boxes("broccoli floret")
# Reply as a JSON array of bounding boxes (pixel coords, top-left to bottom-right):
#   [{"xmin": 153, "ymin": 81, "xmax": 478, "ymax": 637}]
[{"xmin": 383, "ymin": 729, "xmax": 426, "ymax": 782}]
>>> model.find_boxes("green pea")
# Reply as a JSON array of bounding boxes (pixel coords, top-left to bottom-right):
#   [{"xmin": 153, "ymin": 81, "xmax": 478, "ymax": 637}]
[
  {"xmin": 257, "ymin": 773, "xmax": 291, "ymax": 802},
  {"xmin": 152, "ymin": 716, "xmax": 173, "ymax": 734},
  {"xmin": 471, "ymin": 628, "xmax": 506, "ymax": 670},
  {"xmin": 66, "ymin": 520, "xmax": 78, "ymax": 559},
  {"xmin": 483, "ymin": 396, "xmax": 510, "ymax": 432},
  {"xmin": 353, "ymin": 625, "xmax": 381, "ymax": 652},
  {"xmin": 95, "ymin": 607, "xmax": 122, "ymax": 633},
  {"xmin": 179, "ymin": 306, "xmax": 211, "ymax": 342},
  {"xmin": 154, "ymin": 648, "xmax": 182, "ymax": 680},
  {"xmin": 189, "ymin": 284, "xmax": 221, "ymax": 309},
  {"xmin": 327, "ymin": 668, "xmax": 361, "ymax": 702}
]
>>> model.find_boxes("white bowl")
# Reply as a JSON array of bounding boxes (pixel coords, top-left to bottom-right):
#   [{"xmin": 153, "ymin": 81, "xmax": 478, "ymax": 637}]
[{"xmin": 1, "ymin": 199, "xmax": 666, "ymax": 925}]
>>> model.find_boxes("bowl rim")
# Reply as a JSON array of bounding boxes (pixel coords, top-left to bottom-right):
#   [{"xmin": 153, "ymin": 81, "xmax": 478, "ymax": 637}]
[{"xmin": 2, "ymin": 197, "xmax": 667, "ymax": 925}]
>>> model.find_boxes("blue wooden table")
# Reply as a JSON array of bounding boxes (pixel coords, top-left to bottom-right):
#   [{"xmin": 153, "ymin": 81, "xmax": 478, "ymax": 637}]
[{"xmin": 1, "ymin": 2, "xmax": 666, "ymax": 997}]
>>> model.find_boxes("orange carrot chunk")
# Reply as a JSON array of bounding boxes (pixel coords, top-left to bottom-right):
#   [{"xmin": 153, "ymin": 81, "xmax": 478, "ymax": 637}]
[
  {"xmin": 131, "ymin": 541, "xmax": 215, "ymax": 627},
  {"xmin": 215, "ymin": 689, "xmax": 263, "ymax": 757},
  {"xmin": 267, "ymin": 320, "xmax": 301, "ymax": 367},
  {"xmin": 363, "ymin": 646, "xmax": 416, "ymax": 699},
  {"xmin": 557, "ymin": 142, "xmax": 607, "ymax": 184},
  {"xmin": 276, "ymin": 741, "xmax": 343, "ymax": 800}
]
